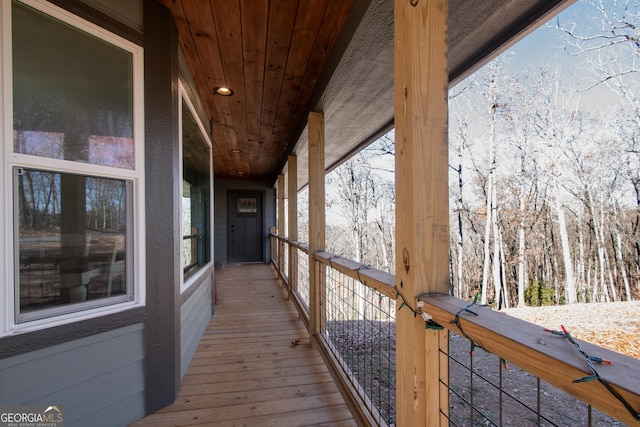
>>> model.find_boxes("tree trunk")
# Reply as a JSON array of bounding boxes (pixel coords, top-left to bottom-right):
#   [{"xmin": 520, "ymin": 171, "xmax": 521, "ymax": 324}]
[
  {"xmin": 548, "ymin": 211, "xmax": 559, "ymax": 303},
  {"xmin": 498, "ymin": 225, "xmax": 509, "ymax": 308},
  {"xmin": 376, "ymin": 219, "xmax": 390, "ymax": 273},
  {"xmin": 492, "ymin": 189, "xmax": 501, "ymax": 307},
  {"xmin": 456, "ymin": 162, "xmax": 464, "ymax": 298},
  {"xmin": 577, "ymin": 224, "xmax": 586, "ymax": 301},
  {"xmin": 481, "ymin": 99, "xmax": 498, "ymax": 305},
  {"xmin": 555, "ymin": 190, "xmax": 577, "ymax": 304},
  {"xmin": 598, "ymin": 204, "xmax": 616, "ymax": 302},
  {"xmin": 517, "ymin": 158, "xmax": 527, "ymax": 306},
  {"xmin": 608, "ymin": 204, "xmax": 629, "ymax": 301},
  {"xmin": 588, "ymin": 255, "xmax": 595, "ymax": 302}
]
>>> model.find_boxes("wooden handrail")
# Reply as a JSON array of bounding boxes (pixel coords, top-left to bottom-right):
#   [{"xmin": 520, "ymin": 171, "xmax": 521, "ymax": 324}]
[
  {"xmin": 314, "ymin": 251, "xmax": 395, "ymax": 299},
  {"xmin": 270, "ymin": 233, "xmax": 309, "ymax": 253},
  {"xmin": 420, "ymin": 294, "xmax": 640, "ymax": 425},
  {"xmin": 270, "ymin": 234, "xmax": 393, "ymax": 298}
]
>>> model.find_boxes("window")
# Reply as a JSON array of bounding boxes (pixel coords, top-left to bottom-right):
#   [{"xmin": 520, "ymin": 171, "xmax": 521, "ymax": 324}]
[
  {"xmin": 2, "ymin": 0, "xmax": 144, "ymax": 328},
  {"xmin": 14, "ymin": 168, "xmax": 133, "ymax": 321},
  {"xmin": 237, "ymin": 197, "xmax": 257, "ymax": 214},
  {"xmin": 180, "ymin": 90, "xmax": 212, "ymax": 286}
]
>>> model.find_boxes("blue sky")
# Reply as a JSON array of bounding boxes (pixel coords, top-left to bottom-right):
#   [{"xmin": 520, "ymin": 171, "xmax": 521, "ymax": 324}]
[
  {"xmin": 505, "ymin": 0, "xmax": 637, "ymax": 110},
  {"xmin": 509, "ymin": 1, "xmax": 599, "ymax": 69}
]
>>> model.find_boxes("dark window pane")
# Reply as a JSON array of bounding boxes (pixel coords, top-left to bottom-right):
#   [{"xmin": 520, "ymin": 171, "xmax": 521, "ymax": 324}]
[
  {"xmin": 182, "ymin": 101, "xmax": 211, "ymax": 281},
  {"xmin": 15, "ymin": 168, "xmax": 130, "ymax": 321},
  {"xmin": 12, "ymin": 1, "xmax": 134, "ymax": 169}
]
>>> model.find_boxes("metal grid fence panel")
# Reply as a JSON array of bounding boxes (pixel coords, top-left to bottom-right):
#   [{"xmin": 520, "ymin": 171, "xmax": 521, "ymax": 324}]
[
  {"xmin": 271, "ymin": 236, "xmax": 278, "ymax": 266},
  {"xmin": 296, "ymin": 249, "xmax": 310, "ymax": 311},
  {"xmin": 444, "ymin": 332, "xmax": 625, "ymax": 427},
  {"xmin": 282, "ymin": 242, "xmax": 288, "ymax": 281},
  {"xmin": 320, "ymin": 265, "xmax": 396, "ymax": 426}
]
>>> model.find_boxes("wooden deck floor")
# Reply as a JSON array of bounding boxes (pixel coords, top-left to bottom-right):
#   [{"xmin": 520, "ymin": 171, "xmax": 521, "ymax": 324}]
[{"xmin": 131, "ymin": 263, "xmax": 356, "ymax": 427}]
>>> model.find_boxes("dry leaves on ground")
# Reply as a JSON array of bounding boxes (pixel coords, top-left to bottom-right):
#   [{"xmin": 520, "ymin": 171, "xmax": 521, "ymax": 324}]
[{"xmin": 503, "ymin": 300, "xmax": 640, "ymax": 359}]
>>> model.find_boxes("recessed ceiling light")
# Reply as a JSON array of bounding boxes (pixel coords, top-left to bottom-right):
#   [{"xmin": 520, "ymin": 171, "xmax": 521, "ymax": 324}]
[
  {"xmin": 230, "ymin": 148, "xmax": 241, "ymax": 154},
  {"xmin": 214, "ymin": 86, "xmax": 233, "ymax": 96}
]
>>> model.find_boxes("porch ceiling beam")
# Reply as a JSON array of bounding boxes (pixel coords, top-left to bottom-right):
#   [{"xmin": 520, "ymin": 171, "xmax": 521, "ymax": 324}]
[{"xmin": 394, "ymin": 0, "xmax": 450, "ymax": 425}]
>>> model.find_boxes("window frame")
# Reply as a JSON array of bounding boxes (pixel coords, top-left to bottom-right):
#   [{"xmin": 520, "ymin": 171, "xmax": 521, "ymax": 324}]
[
  {"xmin": 179, "ymin": 82, "xmax": 213, "ymax": 293},
  {"xmin": 0, "ymin": 0, "xmax": 145, "ymax": 335}
]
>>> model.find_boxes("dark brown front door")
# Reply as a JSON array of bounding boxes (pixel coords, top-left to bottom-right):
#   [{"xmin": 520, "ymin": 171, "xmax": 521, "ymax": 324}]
[{"xmin": 228, "ymin": 192, "xmax": 263, "ymax": 262}]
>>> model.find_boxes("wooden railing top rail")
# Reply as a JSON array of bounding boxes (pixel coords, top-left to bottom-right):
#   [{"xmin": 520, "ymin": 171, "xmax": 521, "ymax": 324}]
[
  {"xmin": 314, "ymin": 251, "xmax": 396, "ymax": 299},
  {"xmin": 420, "ymin": 294, "xmax": 640, "ymax": 425},
  {"xmin": 271, "ymin": 233, "xmax": 394, "ymax": 298},
  {"xmin": 271, "ymin": 233, "xmax": 309, "ymax": 254}
]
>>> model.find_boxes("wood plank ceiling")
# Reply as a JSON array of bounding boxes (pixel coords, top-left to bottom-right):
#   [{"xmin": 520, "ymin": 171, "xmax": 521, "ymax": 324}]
[
  {"xmin": 156, "ymin": 0, "xmax": 353, "ymax": 181},
  {"xmin": 157, "ymin": 0, "xmax": 575, "ymax": 186}
]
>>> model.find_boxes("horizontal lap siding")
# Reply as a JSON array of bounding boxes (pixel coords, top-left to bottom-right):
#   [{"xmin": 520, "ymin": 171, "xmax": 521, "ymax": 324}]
[
  {"xmin": 0, "ymin": 324, "xmax": 145, "ymax": 427},
  {"xmin": 181, "ymin": 275, "xmax": 213, "ymax": 377}
]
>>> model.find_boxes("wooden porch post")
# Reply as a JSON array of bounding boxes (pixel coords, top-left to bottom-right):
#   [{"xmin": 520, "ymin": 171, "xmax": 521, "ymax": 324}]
[
  {"xmin": 277, "ymin": 174, "xmax": 285, "ymax": 275},
  {"xmin": 287, "ymin": 155, "xmax": 298, "ymax": 297},
  {"xmin": 394, "ymin": 0, "xmax": 449, "ymax": 426},
  {"xmin": 308, "ymin": 112, "xmax": 325, "ymax": 336}
]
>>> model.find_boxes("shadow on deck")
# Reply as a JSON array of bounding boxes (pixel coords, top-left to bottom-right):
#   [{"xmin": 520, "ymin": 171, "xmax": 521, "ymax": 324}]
[{"xmin": 131, "ymin": 263, "xmax": 356, "ymax": 426}]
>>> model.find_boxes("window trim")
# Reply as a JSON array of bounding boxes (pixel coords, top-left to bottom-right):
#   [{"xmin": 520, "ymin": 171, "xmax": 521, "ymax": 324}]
[
  {"xmin": 0, "ymin": 0, "xmax": 146, "ymax": 335},
  {"xmin": 179, "ymin": 82, "xmax": 214, "ymax": 293}
]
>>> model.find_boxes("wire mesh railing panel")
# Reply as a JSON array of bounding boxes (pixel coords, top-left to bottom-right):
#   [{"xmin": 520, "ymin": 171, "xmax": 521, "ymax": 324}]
[
  {"xmin": 444, "ymin": 332, "xmax": 626, "ymax": 427},
  {"xmin": 270, "ymin": 236, "xmax": 278, "ymax": 266},
  {"xmin": 282, "ymin": 242, "xmax": 288, "ymax": 281},
  {"xmin": 320, "ymin": 265, "xmax": 396, "ymax": 426},
  {"xmin": 296, "ymin": 248, "xmax": 310, "ymax": 311}
]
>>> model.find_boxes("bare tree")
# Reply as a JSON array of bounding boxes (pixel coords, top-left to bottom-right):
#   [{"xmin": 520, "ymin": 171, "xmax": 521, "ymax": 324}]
[{"xmin": 325, "ymin": 136, "xmax": 396, "ymax": 271}]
